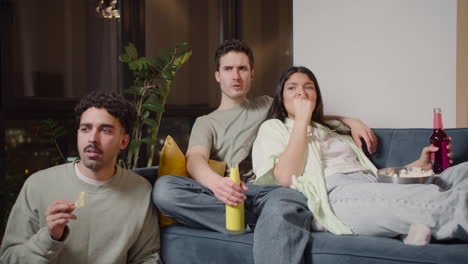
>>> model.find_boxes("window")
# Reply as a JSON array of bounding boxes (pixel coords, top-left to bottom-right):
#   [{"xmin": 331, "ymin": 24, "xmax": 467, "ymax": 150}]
[
  {"xmin": 0, "ymin": 0, "xmax": 292, "ymax": 239},
  {"xmin": 144, "ymin": 0, "xmax": 292, "ymax": 153}
]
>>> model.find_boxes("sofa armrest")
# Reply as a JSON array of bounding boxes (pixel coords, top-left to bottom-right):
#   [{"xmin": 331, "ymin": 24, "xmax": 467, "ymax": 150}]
[{"xmin": 132, "ymin": 166, "xmax": 159, "ymax": 185}]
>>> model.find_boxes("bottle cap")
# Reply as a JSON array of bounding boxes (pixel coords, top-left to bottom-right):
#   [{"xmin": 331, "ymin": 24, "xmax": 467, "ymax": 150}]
[{"xmin": 433, "ymin": 107, "xmax": 442, "ymax": 113}]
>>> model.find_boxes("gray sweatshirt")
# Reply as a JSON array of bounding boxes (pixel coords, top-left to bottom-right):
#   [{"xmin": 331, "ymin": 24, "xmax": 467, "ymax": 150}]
[{"xmin": 0, "ymin": 163, "xmax": 162, "ymax": 264}]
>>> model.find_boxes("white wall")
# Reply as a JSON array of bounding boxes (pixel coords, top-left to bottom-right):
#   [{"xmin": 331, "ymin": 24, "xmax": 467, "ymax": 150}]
[{"xmin": 293, "ymin": 0, "xmax": 457, "ymax": 128}]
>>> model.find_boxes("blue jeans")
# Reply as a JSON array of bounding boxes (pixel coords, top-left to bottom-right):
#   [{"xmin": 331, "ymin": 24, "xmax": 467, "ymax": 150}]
[{"xmin": 153, "ymin": 175, "xmax": 312, "ymax": 264}]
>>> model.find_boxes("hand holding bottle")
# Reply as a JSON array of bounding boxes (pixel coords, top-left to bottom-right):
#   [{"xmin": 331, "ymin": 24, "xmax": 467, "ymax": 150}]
[
  {"xmin": 409, "ymin": 143, "xmax": 453, "ymax": 170},
  {"xmin": 430, "ymin": 108, "xmax": 451, "ymax": 173},
  {"xmin": 225, "ymin": 163, "xmax": 245, "ymax": 235},
  {"xmin": 211, "ymin": 176, "xmax": 247, "ymax": 206}
]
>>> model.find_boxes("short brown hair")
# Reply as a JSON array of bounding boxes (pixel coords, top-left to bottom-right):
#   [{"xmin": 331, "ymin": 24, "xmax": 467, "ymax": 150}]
[{"xmin": 214, "ymin": 39, "xmax": 254, "ymax": 71}]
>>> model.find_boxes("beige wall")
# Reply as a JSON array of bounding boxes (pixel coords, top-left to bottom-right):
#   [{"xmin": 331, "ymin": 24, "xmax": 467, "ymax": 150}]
[
  {"xmin": 457, "ymin": 0, "xmax": 468, "ymax": 127},
  {"xmin": 294, "ymin": 0, "xmax": 457, "ymax": 128}
]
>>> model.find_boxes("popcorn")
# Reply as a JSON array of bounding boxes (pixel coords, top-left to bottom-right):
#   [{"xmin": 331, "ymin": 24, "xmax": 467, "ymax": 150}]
[{"xmin": 391, "ymin": 168, "xmax": 433, "ymax": 178}]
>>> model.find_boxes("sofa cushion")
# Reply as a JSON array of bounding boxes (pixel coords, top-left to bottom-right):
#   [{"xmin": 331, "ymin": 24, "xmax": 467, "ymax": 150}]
[
  {"xmin": 157, "ymin": 135, "xmax": 226, "ymax": 227},
  {"xmin": 134, "ymin": 128, "xmax": 468, "ymax": 264},
  {"xmin": 158, "ymin": 135, "xmax": 226, "ymax": 178},
  {"xmin": 161, "ymin": 225, "xmax": 254, "ymax": 263},
  {"xmin": 161, "ymin": 225, "xmax": 467, "ymax": 264}
]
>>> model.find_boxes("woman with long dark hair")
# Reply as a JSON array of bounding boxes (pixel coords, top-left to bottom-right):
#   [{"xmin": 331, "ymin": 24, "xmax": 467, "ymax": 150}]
[{"xmin": 252, "ymin": 66, "xmax": 468, "ymax": 244}]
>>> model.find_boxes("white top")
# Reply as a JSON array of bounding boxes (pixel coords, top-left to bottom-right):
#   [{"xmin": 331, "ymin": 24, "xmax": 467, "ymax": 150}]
[
  {"xmin": 74, "ymin": 161, "xmax": 112, "ymax": 185},
  {"xmin": 310, "ymin": 126, "xmax": 367, "ymax": 177},
  {"xmin": 252, "ymin": 118, "xmax": 377, "ymax": 235}
]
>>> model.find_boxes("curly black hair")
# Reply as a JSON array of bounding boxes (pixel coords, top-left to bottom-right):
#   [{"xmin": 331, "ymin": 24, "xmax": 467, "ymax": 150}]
[
  {"xmin": 214, "ymin": 39, "xmax": 254, "ymax": 71},
  {"xmin": 74, "ymin": 90, "xmax": 137, "ymax": 136}
]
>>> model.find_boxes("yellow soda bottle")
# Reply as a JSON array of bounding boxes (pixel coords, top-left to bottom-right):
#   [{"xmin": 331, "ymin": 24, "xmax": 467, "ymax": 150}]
[{"xmin": 225, "ymin": 162, "xmax": 245, "ymax": 235}]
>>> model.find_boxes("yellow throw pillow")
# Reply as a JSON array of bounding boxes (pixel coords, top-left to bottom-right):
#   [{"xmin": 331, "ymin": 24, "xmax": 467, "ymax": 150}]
[
  {"xmin": 157, "ymin": 135, "xmax": 226, "ymax": 227},
  {"xmin": 157, "ymin": 135, "xmax": 189, "ymax": 178}
]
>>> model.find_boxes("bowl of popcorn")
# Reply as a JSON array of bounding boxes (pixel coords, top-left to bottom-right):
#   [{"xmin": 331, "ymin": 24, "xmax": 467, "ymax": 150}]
[{"xmin": 377, "ymin": 167, "xmax": 434, "ymax": 184}]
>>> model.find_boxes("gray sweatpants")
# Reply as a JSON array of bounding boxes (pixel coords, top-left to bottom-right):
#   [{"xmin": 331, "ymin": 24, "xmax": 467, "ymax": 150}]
[{"xmin": 326, "ymin": 162, "xmax": 468, "ymax": 241}]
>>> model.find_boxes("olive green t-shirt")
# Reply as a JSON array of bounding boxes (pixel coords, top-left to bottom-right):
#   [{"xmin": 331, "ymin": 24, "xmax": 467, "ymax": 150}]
[{"xmin": 188, "ymin": 96, "xmax": 273, "ymax": 172}]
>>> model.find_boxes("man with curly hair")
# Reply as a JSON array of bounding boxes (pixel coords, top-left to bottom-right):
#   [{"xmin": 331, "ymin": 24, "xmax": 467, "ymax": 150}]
[{"xmin": 1, "ymin": 91, "xmax": 162, "ymax": 264}]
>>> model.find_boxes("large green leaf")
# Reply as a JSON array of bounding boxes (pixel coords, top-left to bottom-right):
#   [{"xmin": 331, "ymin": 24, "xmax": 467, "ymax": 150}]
[
  {"xmin": 135, "ymin": 79, "xmax": 145, "ymax": 87},
  {"xmin": 160, "ymin": 71, "xmax": 172, "ymax": 80},
  {"xmin": 141, "ymin": 138, "xmax": 157, "ymax": 145},
  {"xmin": 124, "ymin": 43, "xmax": 138, "ymax": 59},
  {"xmin": 53, "ymin": 127, "xmax": 66, "ymax": 137},
  {"xmin": 38, "ymin": 119, "xmax": 67, "ymax": 139},
  {"xmin": 128, "ymin": 139, "xmax": 143, "ymax": 152},
  {"xmin": 181, "ymin": 50, "xmax": 192, "ymax": 64},
  {"xmin": 119, "ymin": 53, "xmax": 132, "ymax": 63},
  {"xmin": 168, "ymin": 64, "xmax": 178, "ymax": 70},
  {"xmin": 148, "ymin": 86, "xmax": 162, "ymax": 96},
  {"xmin": 144, "ymin": 96, "xmax": 155, "ymax": 104},
  {"xmin": 143, "ymin": 119, "xmax": 157, "ymax": 128},
  {"xmin": 129, "ymin": 61, "xmax": 138, "ymax": 71},
  {"xmin": 174, "ymin": 51, "xmax": 192, "ymax": 66},
  {"xmin": 143, "ymin": 102, "xmax": 164, "ymax": 113},
  {"xmin": 161, "ymin": 48, "xmax": 175, "ymax": 58},
  {"xmin": 134, "ymin": 60, "xmax": 144, "ymax": 71},
  {"xmin": 138, "ymin": 57, "xmax": 153, "ymax": 69},
  {"xmin": 155, "ymin": 57, "xmax": 168, "ymax": 67},
  {"xmin": 56, "ymin": 131, "xmax": 67, "ymax": 138},
  {"xmin": 141, "ymin": 57, "xmax": 155, "ymax": 68},
  {"xmin": 176, "ymin": 42, "xmax": 189, "ymax": 47}
]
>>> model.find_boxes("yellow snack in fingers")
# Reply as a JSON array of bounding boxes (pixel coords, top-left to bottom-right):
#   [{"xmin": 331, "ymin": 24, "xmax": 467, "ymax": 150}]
[{"xmin": 74, "ymin": 192, "xmax": 86, "ymax": 208}]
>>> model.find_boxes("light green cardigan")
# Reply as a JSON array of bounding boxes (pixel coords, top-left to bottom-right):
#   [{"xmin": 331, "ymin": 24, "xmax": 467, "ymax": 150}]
[{"xmin": 252, "ymin": 118, "xmax": 377, "ymax": 235}]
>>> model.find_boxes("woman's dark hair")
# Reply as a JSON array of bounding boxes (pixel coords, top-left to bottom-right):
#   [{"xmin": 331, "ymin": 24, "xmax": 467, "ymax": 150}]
[
  {"xmin": 266, "ymin": 66, "xmax": 323, "ymax": 125},
  {"xmin": 214, "ymin": 39, "xmax": 254, "ymax": 71},
  {"xmin": 74, "ymin": 90, "xmax": 137, "ymax": 136},
  {"xmin": 266, "ymin": 66, "xmax": 348, "ymax": 133}
]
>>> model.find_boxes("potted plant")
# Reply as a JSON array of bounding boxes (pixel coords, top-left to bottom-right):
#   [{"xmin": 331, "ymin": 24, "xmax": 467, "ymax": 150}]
[{"xmin": 119, "ymin": 42, "xmax": 192, "ymax": 169}]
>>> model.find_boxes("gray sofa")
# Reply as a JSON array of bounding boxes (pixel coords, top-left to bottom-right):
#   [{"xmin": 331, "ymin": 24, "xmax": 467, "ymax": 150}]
[{"xmin": 133, "ymin": 128, "xmax": 468, "ymax": 264}]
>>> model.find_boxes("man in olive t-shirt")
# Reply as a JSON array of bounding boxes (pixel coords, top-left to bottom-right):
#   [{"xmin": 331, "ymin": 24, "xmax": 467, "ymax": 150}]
[{"xmin": 189, "ymin": 95, "xmax": 272, "ymax": 175}]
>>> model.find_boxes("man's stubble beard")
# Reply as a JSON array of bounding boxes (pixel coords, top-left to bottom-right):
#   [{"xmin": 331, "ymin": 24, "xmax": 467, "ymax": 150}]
[{"xmin": 82, "ymin": 159, "xmax": 103, "ymax": 171}]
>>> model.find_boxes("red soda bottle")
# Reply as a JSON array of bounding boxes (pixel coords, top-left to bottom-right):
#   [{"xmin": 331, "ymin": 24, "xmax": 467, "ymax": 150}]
[{"xmin": 430, "ymin": 108, "xmax": 450, "ymax": 174}]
